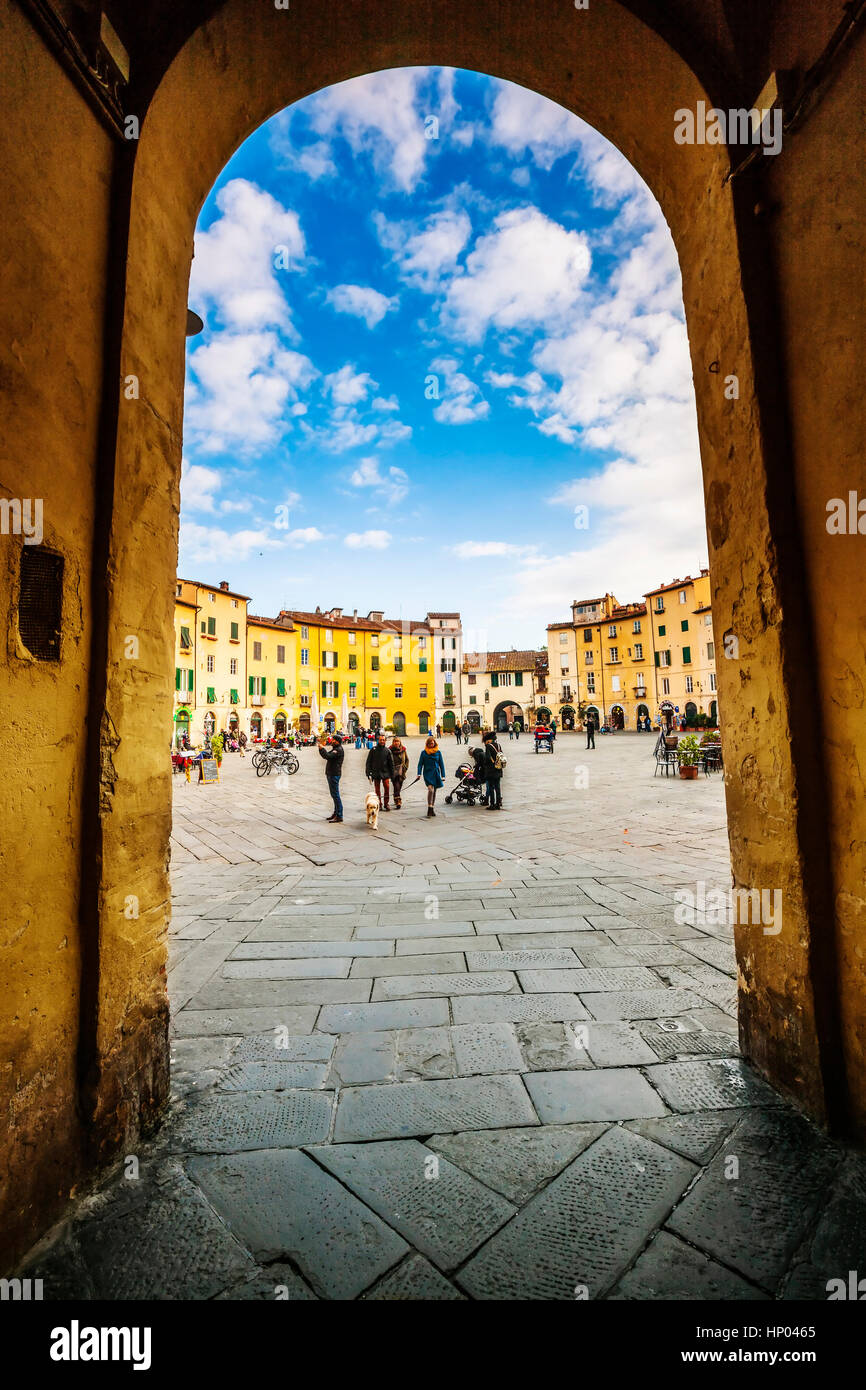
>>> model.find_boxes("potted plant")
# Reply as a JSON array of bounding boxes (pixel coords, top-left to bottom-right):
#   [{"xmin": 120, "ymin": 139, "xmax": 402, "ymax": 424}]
[
  {"xmin": 210, "ymin": 731, "xmax": 224, "ymax": 766},
  {"xmin": 677, "ymin": 734, "xmax": 701, "ymax": 779}
]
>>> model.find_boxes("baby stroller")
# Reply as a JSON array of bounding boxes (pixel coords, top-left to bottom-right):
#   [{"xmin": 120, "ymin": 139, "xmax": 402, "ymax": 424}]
[
  {"xmin": 534, "ymin": 725, "xmax": 554, "ymax": 754},
  {"xmin": 445, "ymin": 759, "xmax": 486, "ymax": 805}
]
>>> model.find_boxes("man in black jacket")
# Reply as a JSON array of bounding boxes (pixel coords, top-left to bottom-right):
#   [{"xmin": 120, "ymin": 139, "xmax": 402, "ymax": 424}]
[
  {"xmin": 318, "ymin": 734, "xmax": 345, "ymax": 823},
  {"xmin": 482, "ymin": 731, "xmax": 504, "ymax": 810},
  {"xmin": 366, "ymin": 734, "xmax": 395, "ymax": 811}
]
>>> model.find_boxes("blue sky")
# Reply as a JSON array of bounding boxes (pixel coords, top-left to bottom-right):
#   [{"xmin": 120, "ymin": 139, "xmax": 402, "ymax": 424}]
[{"xmin": 179, "ymin": 67, "xmax": 707, "ymax": 648}]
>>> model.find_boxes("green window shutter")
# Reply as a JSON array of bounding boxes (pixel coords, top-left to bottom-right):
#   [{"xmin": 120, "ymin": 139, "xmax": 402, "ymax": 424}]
[
  {"xmin": 180, "ymin": 626, "xmax": 190, "ymax": 647},
  {"xmin": 175, "ymin": 667, "xmax": 181, "ymax": 690},
  {"xmin": 200, "ymin": 620, "xmax": 206, "ymax": 634},
  {"xmin": 681, "ymin": 620, "xmax": 688, "ymax": 632},
  {"xmin": 187, "ymin": 670, "xmax": 194, "ymax": 693},
  {"xmin": 248, "ymin": 675, "xmax": 254, "ymax": 695},
  {"xmin": 515, "ymin": 671, "xmax": 523, "ymax": 686},
  {"xmin": 419, "ymin": 659, "xmax": 427, "ymax": 672},
  {"xmin": 261, "ymin": 677, "xmax": 266, "ymax": 696},
  {"xmin": 333, "ymin": 681, "xmax": 339, "ymax": 697},
  {"xmin": 207, "ymin": 617, "xmax": 216, "ymax": 636},
  {"xmin": 277, "ymin": 678, "xmax": 286, "ymax": 697},
  {"xmin": 654, "ymin": 652, "xmax": 660, "ymax": 667},
  {"xmin": 322, "ymin": 679, "xmax": 327, "ymax": 698},
  {"xmin": 683, "ymin": 646, "xmax": 691, "ymax": 664},
  {"xmin": 231, "ymin": 621, "xmax": 239, "ymax": 640},
  {"xmin": 491, "ymin": 672, "xmax": 499, "ymax": 687},
  {"xmin": 658, "ymin": 624, "xmax": 666, "ymax": 636},
  {"xmin": 230, "ymin": 688, "xmax": 238, "ymax": 704},
  {"xmin": 207, "ymin": 686, "xmax": 215, "ymax": 703}
]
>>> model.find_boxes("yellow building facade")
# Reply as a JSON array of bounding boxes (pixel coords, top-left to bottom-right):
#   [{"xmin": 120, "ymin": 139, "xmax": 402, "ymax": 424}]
[{"xmin": 645, "ymin": 570, "xmax": 718, "ymax": 727}]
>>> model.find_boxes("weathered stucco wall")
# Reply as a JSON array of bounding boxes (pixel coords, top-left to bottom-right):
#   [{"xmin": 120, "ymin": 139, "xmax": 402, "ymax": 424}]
[{"xmin": 1, "ymin": 0, "xmax": 863, "ymax": 1269}]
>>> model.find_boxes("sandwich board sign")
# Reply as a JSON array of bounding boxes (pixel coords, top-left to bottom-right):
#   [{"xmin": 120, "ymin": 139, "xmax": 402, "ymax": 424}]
[{"xmin": 199, "ymin": 758, "xmax": 220, "ymax": 784}]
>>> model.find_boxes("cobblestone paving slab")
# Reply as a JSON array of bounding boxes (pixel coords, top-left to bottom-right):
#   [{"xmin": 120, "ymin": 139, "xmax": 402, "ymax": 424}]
[
  {"xmin": 219, "ymin": 1061, "xmax": 331, "ymax": 1091},
  {"xmin": 187, "ymin": 977, "xmax": 372, "ymax": 1009},
  {"xmin": 781, "ymin": 1157, "xmax": 866, "ymax": 1299},
  {"xmin": 583, "ymin": 1023, "xmax": 660, "ymax": 1066},
  {"xmin": 451, "ymin": 1022, "xmax": 525, "ymax": 1075},
  {"xmin": 172, "ymin": 1006, "xmax": 318, "ymax": 1037},
  {"xmin": 451, "ymin": 993, "xmax": 590, "ymax": 1025},
  {"xmin": 666, "ymin": 1109, "xmax": 842, "ymax": 1291},
  {"xmin": 313, "ymin": 1139, "xmax": 516, "ymax": 1270},
  {"xmin": 579, "ymin": 988, "xmax": 706, "ymax": 1020},
  {"xmin": 525, "ymin": 1068, "xmax": 668, "ymax": 1123},
  {"xmin": 626, "ymin": 1111, "xmax": 746, "ymax": 1166},
  {"xmin": 608, "ymin": 1229, "xmax": 769, "ymax": 1300},
  {"xmin": 636, "ymin": 1027, "xmax": 738, "ymax": 1062},
  {"xmin": 457, "ymin": 1127, "xmax": 696, "ymax": 1299},
  {"xmin": 355, "ymin": 920, "xmax": 477, "ymax": 939},
  {"xmin": 167, "ymin": 1089, "xmax": 333, "ymax": 1152},
  {"xmin": 215, "ymin": 1264, "xmax": 318, "ymax": 1300},
  {"xmin": 349, "ymin": 953, "xmax": 466, "ymax": 977},
  {"xmin": 470, "ymin": 916, "xmax": 594, "ymax": 935},
  {"xmin": 395, "ymin": 1027, "xmax": 455, "ymax": 1080},
  {"xmin": 170, "ymin": 1036, "xmax": 240, "ymax": 1072},
  {"xmin": 333, "ymin": 1074, "xmax": 539, "ymax": 1142},
  {"xmin": 16, "ymin": 1230, "xmax": 97, "ymax": 1300},
  {"xmin": 372, "ymin": 971, "xmax": 517, "ymax": 1001},
  {"xmin": 518, "ymin": 966, "xmax": 661, "ymax": 993},
  {"xmin": 430, "ymin": 1123, "xmax": 609, "ymax": 1204},
  {"xmin": 396, "ymin": 934, "xmax": 502, "ymax": 955},
  {"xmin": 645, "ymin": 1058, "xmax": 784, "ymax": 1111},
  {"xmin": 186, "ymin": 1149, "xmax": 408, "ymax": 1299},
  {"xmin": 243, "ymin": 923, "xmax": 358, "ymax": 942},
  {"xmin": 232, "ymin": 1033, "xmax": 335, "ymax": 1063},
  {"xmin": 516, "ymin": 1021, "xmax": 592, "ymax": 1070},
  {"xmin": 331, "ymin": 1032, "xmax": 398, "ymax": 1085},
  {"xmin": 318, "ymin": 999, "xmax": 450, "ymax": 1033},
  {"xmin": 362, "ymin": 1253, "xmax": 465, "ymax": 1300},
  {"xmin": 231, "ymin": 940, "xmax": 394, "ymax": 959},
  {"xmin": 222, "ymin": 958, "xmax": 352, "ymax": 979},
  {"xmin": 679, "ymin": 937, "xmax": 738, "ymax": 974},
  {"xmin": 466, "ymin": 949, "xmax": 579, "ymax": 970},
  {"xmin": 75, "ymin": 1173, "xmax": 256, "ymax": 1300}
]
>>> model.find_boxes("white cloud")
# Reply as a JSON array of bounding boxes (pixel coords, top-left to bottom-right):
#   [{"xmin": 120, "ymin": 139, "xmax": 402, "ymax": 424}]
[
  {"xmin": 349, "ymin": 456, "xmax": 409, "ymax": 504},
  {"xmin": 185, "ymin": 333, "xmax": 317, "ymax": 453},
  {"xmin": 178, "ymin": 520, "xmax": 285, "ymax": 564},
  {"xmin": 489, "ymin": 83, "xmax": 581, "ymax": 170},
  {"xmin": 180, "ymin": 461, "xmax": 222, "ymax": 513},
  {"xmin": 189, "ymin": 179, "xmax": 305, "ymax": 333},
  {"xmin": 306, "ymin": 70, "xmax": 430, "ymax": 193},
  {"xmin": 326, "ymin": 284, "xmax": 396, "ymax": 328},
  {"xmin": 441, "ymin": 207, "xmax": 592, "ymax": 343},
  {"xmin": 452, "ymin": 540, "xmax": 536, "ymax": 559},
  {"xmin": 285, "ymin": 527, "xmax": 325, "ymax": 546},
  {"xmin": 430, "ymin": 357, "xmax": 489, "ymax": 425},
  {"xmin": 325, "ymin": 365, "xmax": 375, "ymax": 406},
  {"xmin": 344, "ymin": 529, "xmax": 392, "ymax": 549},
  {"xmin": 375, "ymin": 208, "xmax": 472, "ymax": 291}
]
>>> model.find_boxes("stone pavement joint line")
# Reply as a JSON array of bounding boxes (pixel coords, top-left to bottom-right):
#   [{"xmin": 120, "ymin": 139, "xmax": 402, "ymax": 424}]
[{"xmin": 19, "ymin": 737, "xmax": 866, "ymax": 1299}]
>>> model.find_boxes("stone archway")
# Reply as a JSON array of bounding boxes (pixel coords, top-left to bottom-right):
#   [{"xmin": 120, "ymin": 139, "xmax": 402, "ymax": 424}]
[
  {"xmin": 393, "ymin": 712, "xmax": 406, "ymax": 737},
  {"xmin": 493, "ymin": 700, "xmax": 523, "ymax": 732},
  {"xmin": 418, "ymin": 711, "xmax": 430, "ymax": 736},
  {"xmin": 3, "ymin": 0, "xmax": 862, "ymax": 1268}
]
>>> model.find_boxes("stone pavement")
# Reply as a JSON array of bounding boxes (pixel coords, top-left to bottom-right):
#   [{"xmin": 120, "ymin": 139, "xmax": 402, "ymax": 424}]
[{"xmin": 21, "ymin": 735, "xmax": 866, "ymax": 1299}]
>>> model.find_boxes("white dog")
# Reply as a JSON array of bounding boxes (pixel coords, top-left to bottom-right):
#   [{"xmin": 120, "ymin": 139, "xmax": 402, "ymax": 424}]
[{"xmin": 365, "ymin": 791, "xmax": 380, "ymax": 830}]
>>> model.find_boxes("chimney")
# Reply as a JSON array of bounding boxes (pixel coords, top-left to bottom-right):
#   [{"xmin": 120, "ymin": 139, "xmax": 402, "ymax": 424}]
[
  {"xmin": 353, "ymin": 609, "xmax": 357, "ymax": 620},
  {"xmin": 219, "ymin": 580, "xmax": 229, "ymax": 591}
]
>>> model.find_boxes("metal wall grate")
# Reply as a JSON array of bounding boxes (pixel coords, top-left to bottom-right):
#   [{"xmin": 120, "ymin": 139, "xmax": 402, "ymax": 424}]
[{"xmin": 19, "ymin": 547, "xmax": 63, "ymax": 661}]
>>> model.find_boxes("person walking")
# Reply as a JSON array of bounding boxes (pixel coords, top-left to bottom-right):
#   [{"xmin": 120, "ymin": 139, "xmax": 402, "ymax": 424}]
[
  {"xmin": 318, "ymin": 732, "xmax": 344, "ymax": 823},
  {"xmin": 462, "ymin": 720, "xmax": 470, "ymax": 743},
  {"xmin": 586, "ymin": 715, "xmax": 596, "ymax": 750},
  {"xmin": 390, "ymin": 736, "xmax": 409, "ymax": 808},
  {"xmin": 508, "ymin": 721, "xmax": 514, "ymax": 741},
  {"xmin": 418, "ymin": 736, "xmax": 446, "ymax": 817},
  {"xmin": 436, "ymin": 723, "xmax": 442, "ymax": 739},
  {"xmin": 514, "ymin": 722, "xmax": 520, "ymax": 741},
  {"xmin": 366, "ymin": 733, "xmax": 394, "ymax": 811},
  {"xmin": 237, "ymin": 728, "xmax": 247, "ymax": 759},
  {"xmin": 482, "ymin": 730, "xmax": 504, "ymax": 809},
  {"xmin": 455, "ymin": 724, "xmax": 462, "ymax": 746}
]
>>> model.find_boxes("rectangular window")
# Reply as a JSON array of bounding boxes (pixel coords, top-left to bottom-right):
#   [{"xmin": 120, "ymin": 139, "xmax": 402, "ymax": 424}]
[
  {"xmin": 420, "ymin": 685, "xmax": 427, "ymax": 698},
  {"xmin": 419, "ymin": 659, "xmax": 427, "ymax": 672},
  {"xmin": 200, "ymin": 620, "xmax": 206, "ymax": 634},
  {"xmin": 321, "ymin": 679, "xmax": 338, "ymax": 698},
  {"xmin": 632, "ymin": 620, "xmax": 641, "ymax": 633},
  {"xmin": 371, "ymin": 634, "xmax": 379, "ymax": 647},
  {"xmin": 323, "ymin": 651, "xmax": 337, "ymax": 668},
  {"xmin": 394, "ymin": 658, "xmax": 403, "ymax": 671},
  {"xmin": 207, "ymin": 617, "xmax": 216, "ymax": 636},
  {"xmin": 663, "ymin": 677, "xmax": 671, "ymax": 695},
  {"xmin": 348, "ymin": 631, "xmax": 356, "ymax": 644},
  {"xmin": 679, "ymin": 590, "xmax": 687, "ymax": 604},
  {"xmin": 277, "ymin": 678, "xmax": 286, "ymax": 697},
  {"xmin": 681, "ymin": 619, "xmax": 689, "ymax": 632},
  {"xmin": 349, "ymin": 682, "xmax": 357, "ymax": 697},
  {"xmin": 301, "ymin": 648, "xmax": 309, "ymax": 665},
  {"xmin": 710, "ymin": 673, "xmax": 717, "ymax": 691},
  {"xmin": 277, "ymin": 644, "xmax": 285, "ymax": 664},
  {"xmin": 583, "ymin": 628, "xmax": 593, "ymax": 642},
  {"xmin": 444, "ymin": 683, "xmax": 453, "ymax": 697},
  {"xmin": 612, "ymin": 676, "xmax": 621, "ymax": 692},
  {"xmin": 560, "ymin": 655, "xmax": 569, "ymax": 670},
  {"xmin": 230, "ymin": 657, "xmax": 237, "ymax": 675},
  {"xmin": 655, "ymin": 597, "xmax": 664, "ymax": 612},
  {"xmin": 324, "ymin": 629, "xmax": 332, "ymax": 642},
  {"xmin": 560, "ymin": 633, "xmax": 567, "ymax": 644},
  {"xmin": 451, "ymin": 637, "xmax": 456, "ymax": 649},
  {"xmin": 371, "ymin": 684, "xmax": 379, "ymax": 700},
  {"xmin": 232, "ymin": 598, "xmax": 238, "ymax": 608},
  {"xmin": 418, "ymin": 635, "xmax": 427, "ymax": 647},
  {"xmin": 585, "ymin": 652, "xmax": 593, "ymax": 665},
  {"xmin": 707, "ymin": 642, "xmax": 715, "ymax": 661},
  {"xmin": 395, "ymin": 685, "xmax": 403, "ymax": 699},
  {"xmin": 586, "ymin": 673, "xmax": 595, "ymax": 693},
  {"xmin": 686, "ymin": 675, "xmax": 694, "ymax": 693},
  {"xmin": 682, "ymin": 646, "xmax": 691, "ymax": 664},
  {"xmin": 180, "ymin": 626, "xmax": 191, "ymax": 650},
  {"xmin": 301, "ymin": 626, "xmax": 309, "ymax": 639},
  {"xmin": 658, "ymin": 624, "xmax": 666, "ymax": 636},
  {"xmin": 608, "ymin": 625, "xmax": 617, "ymax": 638},
  {"xmin": 207, "ymin": 686, "xmax": 215, "ymax": 703},
  {"xmin": 230, "ymin": 688, "xmax": 239, "ymax": 704},
  {"xmin": 634, "ymin": 643, "xmax": 643, "ymax": 660},
  {"xmin": 208, "ymin": 593, "xmax": 215, "ymax": 603},
  {"xmin": 469, "ymin": 695, "xmax": 476, "ymax": 704},
  {"xmin": 348, "ymin": 654, "xmax": 357, "ymax": 669},
  {"xmin": 371, "ymin": 656, "xmax": 379, "ymax": 671},
  {"xmin": 468, "ymin": 673, "xmax": 476, "ymax": 685},
  {"xmin": 207, "ymin": 654, "xmax": 214, "ymax": 673},
  {"xmin": 514, "ymin": 671, "xmax": 523, "ymax": 686},
  {"xmin": 253, "ymin": 641, "xmax": 262, "ymax": 661},
  {"xmin": 609, "ymin": 647, "xmax": 619, "ymax": 663},
  {"xmin": 230, "ymin": 621, "xmax": 239, "ymax": 641}
]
